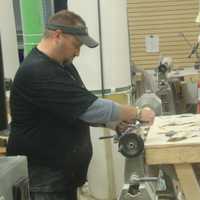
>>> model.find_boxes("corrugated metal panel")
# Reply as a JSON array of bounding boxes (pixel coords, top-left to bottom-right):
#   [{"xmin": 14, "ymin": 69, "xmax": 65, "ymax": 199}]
[{"xmin": 127, "ymin": 0, "xmax": 200, "ymax": 69}]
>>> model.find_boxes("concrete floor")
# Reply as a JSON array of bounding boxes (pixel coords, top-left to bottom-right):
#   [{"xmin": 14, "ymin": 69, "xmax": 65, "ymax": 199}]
[
  {"xmin": 79, "ymin": 194, "xmax": 97, "ymax": 200},
  {"xmin": 78, "ymin": 183, "xmax": 99, "ymax": 200}
]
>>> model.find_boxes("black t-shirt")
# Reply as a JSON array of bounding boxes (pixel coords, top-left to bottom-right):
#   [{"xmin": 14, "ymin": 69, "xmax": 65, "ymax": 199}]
[{"xmin": 7, "ymin": 47, "xmax": 97, "ymax": 187}]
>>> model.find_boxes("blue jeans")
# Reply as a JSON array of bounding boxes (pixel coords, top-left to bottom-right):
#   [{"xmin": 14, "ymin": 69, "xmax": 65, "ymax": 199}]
[
  {"xmin": 30, "ymin": 190, "xmax": 77, "ymax": 200},
  {"xmin": 29, "ymin": 166, "xmax": 77, "ymax": 200}
]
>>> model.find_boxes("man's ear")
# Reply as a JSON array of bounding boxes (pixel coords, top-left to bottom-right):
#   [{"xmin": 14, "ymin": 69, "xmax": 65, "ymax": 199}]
[{"xmin": 53, "ymin": 30, "xmax": 63, "ymax": 39}]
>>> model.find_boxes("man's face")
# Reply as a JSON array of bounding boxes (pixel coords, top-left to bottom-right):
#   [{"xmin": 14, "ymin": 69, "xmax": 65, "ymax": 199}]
[{"xmin": 60, "ymin": 33, "xmax": 82, "ymax": 64}]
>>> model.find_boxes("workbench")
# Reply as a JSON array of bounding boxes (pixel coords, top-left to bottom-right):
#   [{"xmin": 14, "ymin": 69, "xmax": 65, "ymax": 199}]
[
  {"xmin": 168, "ymin": 68, "xmax": 200, "ymax": 83},
  {"xmin": 145, "ymin": 114, "xmax": 200, "ymax": 200}
]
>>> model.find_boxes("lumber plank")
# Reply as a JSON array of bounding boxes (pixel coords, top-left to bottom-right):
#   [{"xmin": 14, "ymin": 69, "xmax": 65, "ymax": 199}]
[{"xmin": 175, "ymin": 164, "xmax": 200, "ymax": 200}]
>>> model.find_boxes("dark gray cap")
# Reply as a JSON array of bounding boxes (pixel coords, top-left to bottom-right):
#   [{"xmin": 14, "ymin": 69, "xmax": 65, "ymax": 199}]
[{"xmin": 46, "ymin": 24, "xmax": 99, "ymax": 48}]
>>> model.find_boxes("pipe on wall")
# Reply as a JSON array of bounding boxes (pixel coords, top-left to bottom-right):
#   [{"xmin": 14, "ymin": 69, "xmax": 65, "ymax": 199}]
[
  {"xmin": 20, "ymin": 0, "xmax": 44, "ymax": 56},
  {"xmin": 97, "ymin": 0, "xmax": 105, "ymax": 98}
]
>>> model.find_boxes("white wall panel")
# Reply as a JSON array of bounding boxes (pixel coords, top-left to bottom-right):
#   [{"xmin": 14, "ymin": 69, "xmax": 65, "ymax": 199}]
[
  {"xmin": 0, "ymin": 0, "xmax": 19, "ymax": 79},
  {"xmin": 69, "ymin": 0, "xmax": 131, "ymax": 91},
  {"xmin": 68, "ymin": 1, "xmax": 131, "ymax": 199}
]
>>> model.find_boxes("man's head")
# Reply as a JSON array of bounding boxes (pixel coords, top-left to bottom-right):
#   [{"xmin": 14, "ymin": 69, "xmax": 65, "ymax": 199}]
[
  {"xmin": 46, "ymin": 10, "xmax": 98, "ymax": 48},
  {"xmin": 40, "ymin": 10, "xmax": 98, "ymax": 64}
]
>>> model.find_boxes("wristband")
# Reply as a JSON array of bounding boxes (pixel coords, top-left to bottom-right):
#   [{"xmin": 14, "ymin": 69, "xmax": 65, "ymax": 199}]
[{"xmin": 135, "ymin": 107, "xmax": 142, "ymax": 120}]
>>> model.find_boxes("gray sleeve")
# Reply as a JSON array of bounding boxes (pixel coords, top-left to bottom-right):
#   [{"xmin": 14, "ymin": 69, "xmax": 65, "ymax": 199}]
[{"xmin": 79, "ymin": 98, "xmax": 120, "ymax": 124}]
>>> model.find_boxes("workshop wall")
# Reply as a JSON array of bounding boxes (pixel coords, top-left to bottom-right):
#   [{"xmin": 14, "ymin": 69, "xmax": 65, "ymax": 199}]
[
  {"xmin": 0, "ymin": 0, "xmax": 19, "ymax": 79},
  {"xmin": 127, "ymin": 0, "xmax": 199, "ymax": 69}
]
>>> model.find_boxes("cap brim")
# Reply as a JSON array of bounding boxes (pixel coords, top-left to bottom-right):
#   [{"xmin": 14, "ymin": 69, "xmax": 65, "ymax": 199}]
[{"xmin": 77, "ymin": 35, "xmax": 99, "ymax": 48}]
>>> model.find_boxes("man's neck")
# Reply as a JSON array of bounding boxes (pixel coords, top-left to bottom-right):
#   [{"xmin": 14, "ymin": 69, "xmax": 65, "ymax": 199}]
[{"xmin": 37, "ymin": 39, "xmax": 63, "ymax": 64}]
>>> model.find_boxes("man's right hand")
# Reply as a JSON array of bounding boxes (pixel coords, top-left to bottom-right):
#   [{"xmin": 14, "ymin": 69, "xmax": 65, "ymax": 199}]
[
  {"xmin": 139, "ymin": 107, "xmax": 155, "ymax": 125},
  {"xmin": 119, "ymin": 105, "xmax": 155, "ymax": 125}
]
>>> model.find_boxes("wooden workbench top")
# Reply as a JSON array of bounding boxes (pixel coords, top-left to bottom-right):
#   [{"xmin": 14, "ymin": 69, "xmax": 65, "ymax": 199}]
[
  {"xmin": 0, "ymin": 147, "xmax": 6, "ymax": 156},
  {"xmin": 145, "ymin": 114, "xmax": 200, "ymax": 165},
  {"xmin": 167, "ymin": 68, "xmax": 200, "ymax": 83}
]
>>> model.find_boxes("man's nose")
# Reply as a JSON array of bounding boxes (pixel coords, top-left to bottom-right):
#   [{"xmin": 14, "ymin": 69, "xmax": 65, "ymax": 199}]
[{"xmin": 75, "ymin": 48, "xmax": 80, "ymax": 57}]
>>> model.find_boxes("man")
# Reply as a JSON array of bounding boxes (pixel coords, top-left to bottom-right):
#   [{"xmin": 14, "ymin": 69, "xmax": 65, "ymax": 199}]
[{"xmin": 7, "ymin": 10, "xmax": 155, "ymax": 200}]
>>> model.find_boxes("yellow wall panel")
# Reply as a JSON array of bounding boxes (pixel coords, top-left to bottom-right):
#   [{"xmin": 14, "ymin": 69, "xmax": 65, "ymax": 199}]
[{"xmin": 127, "ymin": 0, "xmax": 200, "ymax": 69}]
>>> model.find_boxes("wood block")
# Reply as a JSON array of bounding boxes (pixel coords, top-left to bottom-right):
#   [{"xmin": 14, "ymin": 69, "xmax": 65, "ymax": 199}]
[
  {"xmin": 0, "ymin": 147, "xmax": 6, "ymax": 156},
  {"xmin": 175, "ymin": 164, "xmax": 200, "ymax": 200},
  {"xmin": 145, "ymin": 114, "xmax": 200, "ymax": 165}
]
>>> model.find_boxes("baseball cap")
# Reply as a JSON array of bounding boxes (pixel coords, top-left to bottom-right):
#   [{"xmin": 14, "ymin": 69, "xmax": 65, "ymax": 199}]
[{"xmin": 46, "ymin": 23, "xmax": 99, "ymax": 48}]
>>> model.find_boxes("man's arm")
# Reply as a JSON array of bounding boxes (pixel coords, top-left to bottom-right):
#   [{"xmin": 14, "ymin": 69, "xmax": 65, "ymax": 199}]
[{"xmin": 79, "ymin": 98, "xmax": 155, "ymax": 129}]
